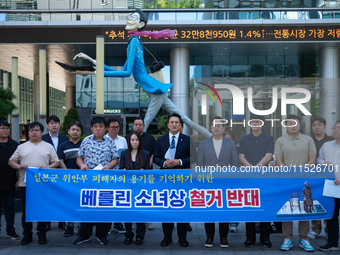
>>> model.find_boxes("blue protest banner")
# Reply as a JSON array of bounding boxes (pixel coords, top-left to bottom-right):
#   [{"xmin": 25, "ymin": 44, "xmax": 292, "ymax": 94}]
[{"xmin": 26, "ymin": 167, "xmax": 335, "ymax": 222}]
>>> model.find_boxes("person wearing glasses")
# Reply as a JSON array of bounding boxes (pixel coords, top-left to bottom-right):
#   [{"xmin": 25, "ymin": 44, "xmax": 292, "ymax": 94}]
[
  {"xmin": 0, "ymin": 120, "xmax": 20, "ymax": 240},
  {"xmin": 9, "ymin": 122, "xmax": 60, "ymax": 246},
  {"xmin": 106, "ymin": 118, "xmax": 128, "ymax": 235},
  {"xmin": 318, "ymin": 121, "xmax": 340, "ymax": 252},
  {"xmin": 106, "ymin": 118, "xmax": 128, "ymax": 170}
]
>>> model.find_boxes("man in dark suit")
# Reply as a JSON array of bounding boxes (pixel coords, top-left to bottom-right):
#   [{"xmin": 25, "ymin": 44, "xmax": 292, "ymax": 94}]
[
  {"xmin": 154, "ymin": 113, "xmax": 192, "ymax": 247},
  {"xmin": 197, "ymin": 116, "xmax": 238, "ymax": 248},
  {"xmin": 42, "ymin": 115, "xmax": 68, "ymax": 153},
  {"xmin": 42, "ymin": 115, "xmax": 68, "ymax": 231}
]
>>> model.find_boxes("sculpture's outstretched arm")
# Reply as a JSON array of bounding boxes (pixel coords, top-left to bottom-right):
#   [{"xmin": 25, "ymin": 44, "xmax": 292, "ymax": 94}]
[{"xmin": 74, "ymin": 38, "xmax": 138, "ymax": 78}]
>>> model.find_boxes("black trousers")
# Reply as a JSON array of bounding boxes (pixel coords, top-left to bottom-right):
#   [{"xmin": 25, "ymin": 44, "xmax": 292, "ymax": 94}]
[
  {"xmin": 19, "ymin": 187, "xmax": 47, "ymax": 237},
  {"xmin": 162, "ymin": 223, "xmax": 188, "ymax": 242},
  {"xmin": 246, "ymin": 222, "xmax": 271, "ymax": 243},
  {"xmin": 79, "ymin": 223, "xmax": 110, "ymax": 239},
  {"xmin": 205, "ymin": 222, "xmax": 229, "ymax": 239},
  {"xmin": 125, "ymin": 223, "xmax": 146, "ymax": 239},
  {"xmin": 327, "ymin": 198, "xmax": 340, "ymax": 246}
]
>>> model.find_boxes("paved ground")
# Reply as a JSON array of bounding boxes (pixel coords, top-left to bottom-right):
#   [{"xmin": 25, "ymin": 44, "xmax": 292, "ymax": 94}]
[{"xmin": 0, "ymin": 214, "xmax": 338, "ymax": 254}]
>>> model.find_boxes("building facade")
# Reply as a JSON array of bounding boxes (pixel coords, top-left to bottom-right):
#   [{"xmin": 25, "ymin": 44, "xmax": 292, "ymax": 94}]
[{"xmin": 1, "ymin": 0, "xmax": 339, "ymax": 138}]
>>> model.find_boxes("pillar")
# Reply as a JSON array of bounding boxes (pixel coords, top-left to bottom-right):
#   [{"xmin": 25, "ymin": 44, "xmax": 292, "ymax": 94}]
[
  {"xmin": 319, "ymin": 47, "xmax": 340, "ymax": 134},
  {"xmin": 96, "ymin": 35, "xmax": 105, "ymax": 115},
  {"xmin": 39, "ymin": 49, "xmax": 47, "ymax": 132},
  {"xmin": 65, "ymin": 85, "xmax": 75, "ymax": 112},
  {"xmin": 33, "ymin": 73, "xmax": 40, "ymax": 122},
  {"xmin": 192, "ymin": 94, "xmax": 199, "ymax": 136},
  {"xmin": 3, "ymin": 71, "xmax": 8, "ymax": 89},
  {"xmin": 170, "ymin": 48, "xmax": 190, "ymax": 135},
  {"xmin": 3, "ymin": 72, "xmax": 9, "ymax": 121},
  {"xmin": 11, "ymin": 57, "xmax": 20, "ymax": 143}
]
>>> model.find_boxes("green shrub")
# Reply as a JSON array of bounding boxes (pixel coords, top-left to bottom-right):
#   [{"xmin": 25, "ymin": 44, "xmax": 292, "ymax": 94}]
[
  {"xmin": 62, "ymin": 108, "xmax": 81, "ymax": 135},
  {"xmin": 0, "ymin": 88, "xmax": 17, "ymax": 120}
]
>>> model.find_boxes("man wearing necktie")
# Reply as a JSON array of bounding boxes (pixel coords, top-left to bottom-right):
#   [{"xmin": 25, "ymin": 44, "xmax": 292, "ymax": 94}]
[{"xmin": 154, "ymin": 113, "xmax": 193, "ymax": 247}]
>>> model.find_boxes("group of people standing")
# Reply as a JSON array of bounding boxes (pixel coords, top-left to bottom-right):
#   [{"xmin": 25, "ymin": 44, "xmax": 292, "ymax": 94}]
[
  {"xmin": 197, "ymin": 114, "xmax": 340, "ymax": 252},
  {"xmin": 0, "ymin": 113, "xmax": 340, "ymax": 252}
]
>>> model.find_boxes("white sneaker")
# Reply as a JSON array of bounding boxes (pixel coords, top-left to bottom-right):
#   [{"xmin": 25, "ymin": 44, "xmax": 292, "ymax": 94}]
[
  {"xmin": 280, "ymin": 238, "xmax": 293, "ymax": 251},
  {"xmin": 146, "ymin": 223, "xmax": 154, "ymax": 230},
  {"xmin": 230, "ymin": 226, "xmax": 237, "ymax": 232},
  {"xmin": 307, "ymin": 231, "xmax": 320, "ymax": 240},
  {"xmin": 299, "ymin": 239, "xmax": 314, "ymax": 252}
]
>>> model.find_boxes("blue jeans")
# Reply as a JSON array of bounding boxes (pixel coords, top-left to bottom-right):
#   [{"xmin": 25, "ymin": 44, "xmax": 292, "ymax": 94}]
[
  {"xmin": 19, "ymin": 187, "xmax": 47, "ymax": 237},
  {"xmin": 0, "ymin": 189, "xmax": 16, "ymax": 232}
]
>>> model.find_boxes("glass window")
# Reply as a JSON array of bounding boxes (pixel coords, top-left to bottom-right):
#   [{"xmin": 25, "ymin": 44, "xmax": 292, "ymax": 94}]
[
  {"xmin": 230, "ymin": 56, "xmax": 248, "ymax": 78},
  {"xmin": 249, "ymin": 56, "xmax": 266, "ymax": 77},
  {"xmin": 228, "ymin": 0, "xmax": 241, "ymax": 8},
  {"xmin": 302, "ymin": 56, "xmax": 317, "ymax": 77},
  {"xmin": 266, "ymin": 55, "xmax": 284, "ymax": 87},
  {"xmin": 106, "ymin": 92, "xmax": 124, "ymax": 108},
  {"xmin": 284, "ymin": 56, "xmax": 301, "ymax": 78},
  {"xmin": 123, "ymin": 91, "xmax": 140, "ymax": 108},
  {"xmin": 49, "ymin": 0, "xmax": 71, "ymax": 9},
  {"xmin": 228, "ymin": 11, "xmax": 239, "ymax": 19},
  {"xmin": 124, "ymin": 108, "xmax": 139, "ymax": 114}
]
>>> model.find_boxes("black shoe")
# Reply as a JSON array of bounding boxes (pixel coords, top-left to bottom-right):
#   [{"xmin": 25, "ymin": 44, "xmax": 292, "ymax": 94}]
[
  {"xmin": 135, "ymin": 237, "xmax": 143, "ymax": 245},
  {"xmin": 73, "ymin": 236, "xmax": 91, "ymax": 245},
  {"xmin": 220, "ymin": 237, "xmax": 229, "ymax": 248},
  {"xmin": 112, "ymin": 223, "xmax": 126, "ymax": 234},
  {"xmin": 271, "ymin": 224, "xmax": 278, "ymax": 233},
  {"xmin": 179, "ymin": 239, "xmax": 189, "ymax": 247},
  {"xmin": 64, "ymin": 227, "xmax": 74, "ymax": 237},
  {"xmin": 58, "ymin": 222, "xmax": 66, "ymax": 230},
  {"xmin": 20, "ymin": 235, "xmax": 32, "ymax": 245},
  {"xmin": 45, "ymin": 222, "xmax": 51, "ymax": 232},
  {"xmin": 261, "ymin": 240, "xmax": 272, "ymax": 248},
  {"xmin": 319, "ymin": 242, "xmax": 339, "ymax": 251},
  {"xmin": 245, "ymin": 240, "xmax": 254, "ymax": 247},
  {"xmin": 55, "ymin": 61, "xmax": 95, "ymax": 72},
  {"xmin": 271, "ymin": 223, "xmax": 282, "ymax": 233},
  {"xmin": 6, "ymin": 228, "xmax": 20, "ymax": 240},
  {"xmin": 97, "ymin": 237, "xmax": 109, "ymax": 245},
  {"xmin": 187, "ymin": 224, "xmax": 192, "ymax": 232},
  {"xmin": 204, "ymin": 237, "xmax": 214, "ymax": 248},
  {"xmin": 38, "ymin": 235, "xmax": 47, "ymax": 245},
  {"xmin": 160, "ymin": 239, "xmax": 172, "ymax": 246},
  {"xmin": 124, "ymin": 237, "xmax": 133, "ymax": 245}
]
